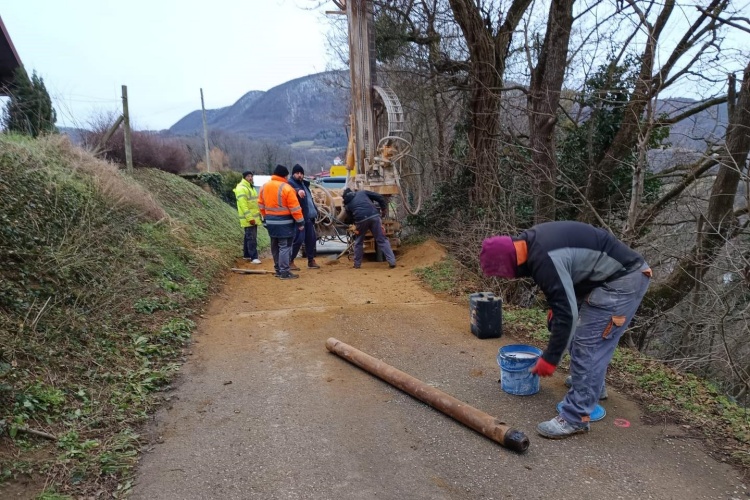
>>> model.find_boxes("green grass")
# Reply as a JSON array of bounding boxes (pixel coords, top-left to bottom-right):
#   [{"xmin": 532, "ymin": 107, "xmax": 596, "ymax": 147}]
[
  {"xmin": 501, "ymin": 308, "xmax": 549, "ymax": 342},
  {"xmin": 609, "ymin": 348, "xmax": 750, "ymax": 455},
  {"xmin": 0, "ymin": 134, "xmax": 266, "ymax": 497},
  {"xmin": 413, "ymin": 259, "xmax": 459, "ymax": 293}
]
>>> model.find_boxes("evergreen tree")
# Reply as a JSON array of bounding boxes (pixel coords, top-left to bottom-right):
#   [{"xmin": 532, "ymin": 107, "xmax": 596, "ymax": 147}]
[{"xmin": 2, "ymin": 67, "xmax": 57, "ymax": 137}]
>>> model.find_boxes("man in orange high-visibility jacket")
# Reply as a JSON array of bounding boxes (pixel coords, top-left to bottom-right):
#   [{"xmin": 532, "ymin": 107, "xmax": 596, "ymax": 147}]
[{"xmin": 258, "ymin": 165, "xmax": 305, "ymax": 280}]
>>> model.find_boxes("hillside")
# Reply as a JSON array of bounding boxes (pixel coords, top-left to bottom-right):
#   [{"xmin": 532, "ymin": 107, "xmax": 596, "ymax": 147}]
[
  {"xmin": 168, "ymin": 71, "xmax": 727, "ymax": 154},
  {"xmin": 168, "ymin": 90, "xmax": 265, "ymax": 136},
  {"xmin": 0, "ymin": 135, "xmax": 267, "ymax": 498},
  {"xmin": 169, "ymin": 72, "xmax": 348, "ymax": 146}
]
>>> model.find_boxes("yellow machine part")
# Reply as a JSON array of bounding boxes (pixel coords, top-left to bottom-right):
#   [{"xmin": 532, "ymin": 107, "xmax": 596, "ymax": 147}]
[{"xmin": 329, "ymin": 165, "xmax": 349, "ymax": 177}]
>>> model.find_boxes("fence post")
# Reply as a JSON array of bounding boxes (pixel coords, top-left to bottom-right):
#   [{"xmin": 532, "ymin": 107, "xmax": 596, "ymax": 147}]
[
  {"xmin": 121, "ymin": 85, "xmax": 133, "ymax": 173},
  {"xmin": 200, "ymin": 88, "xmax": 211, "ymax": 172}
]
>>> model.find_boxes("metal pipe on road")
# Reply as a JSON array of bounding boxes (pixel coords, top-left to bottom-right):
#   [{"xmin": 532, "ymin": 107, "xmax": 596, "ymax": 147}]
[{"xmin": 325, "ymin": 337, "xmax": 530, "ymax": 453}]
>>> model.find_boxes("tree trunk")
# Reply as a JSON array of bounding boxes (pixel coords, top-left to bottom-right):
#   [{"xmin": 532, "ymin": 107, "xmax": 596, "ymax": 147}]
[
  {"xmin": 528, "ymin": 0, "xmax": 575, "ymax": 224},
  {"xmin": 448, "ymin": 0, "xmax": 533, "ymax": 205}
]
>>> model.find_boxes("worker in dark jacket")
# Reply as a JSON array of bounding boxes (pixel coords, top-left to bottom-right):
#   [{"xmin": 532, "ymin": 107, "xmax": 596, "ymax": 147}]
[
  {"xmin": 480, "ymin": 221, "xmax": 651, "ymax": 439},
  {"xmin": 288, "ymin": 164, "xmax": 320, "ymax": 270},
  {"xmin": 342, "ymin": 188, "xmax": 396, "ymax": 269}
]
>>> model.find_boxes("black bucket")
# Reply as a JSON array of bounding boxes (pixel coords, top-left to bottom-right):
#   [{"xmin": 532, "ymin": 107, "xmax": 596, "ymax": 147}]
[{"xmin": 469, "ymin": 292, "xmax": 502, "ymax": 339}]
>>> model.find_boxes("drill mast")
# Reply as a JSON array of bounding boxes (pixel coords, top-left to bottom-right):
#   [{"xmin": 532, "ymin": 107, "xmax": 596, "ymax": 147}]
[{"xmin": 335, "ymin": 0, "xmax": 411, "ymax": 198}]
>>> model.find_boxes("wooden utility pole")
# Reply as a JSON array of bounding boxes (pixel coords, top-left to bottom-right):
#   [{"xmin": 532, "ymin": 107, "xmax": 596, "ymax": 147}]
[
  {"xmin": 200, "ymin": 88, "xmax": 211, "ymax": 172},
  {"xmin": 121, "ymin": 85, "xmax": 133, "ymax": 173}
]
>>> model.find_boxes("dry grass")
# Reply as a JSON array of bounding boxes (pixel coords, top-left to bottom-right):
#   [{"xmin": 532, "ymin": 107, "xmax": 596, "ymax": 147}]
[{"xmin": 39, "ymin": 135, "xmax": 168, "ymax": 222}]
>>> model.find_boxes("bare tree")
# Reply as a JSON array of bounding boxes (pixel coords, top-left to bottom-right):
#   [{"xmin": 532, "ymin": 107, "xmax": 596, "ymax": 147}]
[
  {"xmin": 649, "ymin": 62, "xmax": 750, "ymax": 312},
  {"xmin": 580, "ymin": 0, "xmax": 729, "ymax": 223}
]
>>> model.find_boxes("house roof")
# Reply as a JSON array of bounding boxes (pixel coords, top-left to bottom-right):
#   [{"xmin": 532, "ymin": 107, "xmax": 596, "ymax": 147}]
[{"xmin": 0, "ymin": 15, "xmax": 22, "ymax": 95}]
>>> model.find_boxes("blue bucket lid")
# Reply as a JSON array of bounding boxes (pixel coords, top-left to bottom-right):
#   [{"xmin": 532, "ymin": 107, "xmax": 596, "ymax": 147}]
[{"xmin": 556, "ymin": 401, "xmax": 606, "ymax": 422}]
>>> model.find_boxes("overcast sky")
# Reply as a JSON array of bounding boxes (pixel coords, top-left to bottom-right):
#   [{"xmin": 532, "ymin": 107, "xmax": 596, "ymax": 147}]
[{"xmin": 2, "ymin": 0, "xmax": 333, "ymax": 130}]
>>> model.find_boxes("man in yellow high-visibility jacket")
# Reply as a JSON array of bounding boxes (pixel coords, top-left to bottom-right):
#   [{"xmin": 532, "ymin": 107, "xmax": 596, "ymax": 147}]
[{"xmin": 234, "ymin": 171, "xmax": 262, "ymax": 264}]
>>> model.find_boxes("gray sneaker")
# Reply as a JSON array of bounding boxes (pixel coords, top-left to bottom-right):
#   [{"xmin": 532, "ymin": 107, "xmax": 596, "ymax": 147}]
[
  {"xmin": 537, "ymin": 416, "xmax": 589, "ymax": 439},
  {"xmin": 278, "ymin": 272, "xmax": 299, "ymax": 280},
  {"xmin": 565, "ymin": 375, "xmax": 608, "ymax": 400}
]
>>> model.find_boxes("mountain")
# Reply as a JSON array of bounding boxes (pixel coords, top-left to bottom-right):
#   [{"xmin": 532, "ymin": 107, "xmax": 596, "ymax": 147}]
[
  {"xmin": 169, "ymin": 71, "xmax": 729, "ymax": 155},
  {"xmin": 169, "ymin": 91, "xmax": 264, "ymax": 136},
  {"xmin": 169, "ymin": 72, "xmax": 348, "ymax": 146}
]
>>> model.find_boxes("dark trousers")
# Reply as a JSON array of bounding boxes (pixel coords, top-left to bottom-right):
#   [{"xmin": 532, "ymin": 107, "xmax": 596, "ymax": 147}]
[
  {"xmin": 353, "ymin": 217, "xmax": 395, "ymax": 267},
  {"xmin": 271, "ymin": 237, "xmax": 294, "ymax": 274},
  {"xmin": 243, "ymin": 225, "xmax": 258, "ymax": 260},
  {"xmin": 291, "ymin": 219, "xmax": 317, "ymax": 263}
]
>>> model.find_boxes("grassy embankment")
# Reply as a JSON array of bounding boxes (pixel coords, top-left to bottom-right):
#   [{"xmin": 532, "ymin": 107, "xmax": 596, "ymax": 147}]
[
  {"xmin": 414, "ymin": 256, "xmax": 750, "ymax": 471},
  {"xmin": 0, "ymin": 135, "xmax": 268, "ymax": 498}
]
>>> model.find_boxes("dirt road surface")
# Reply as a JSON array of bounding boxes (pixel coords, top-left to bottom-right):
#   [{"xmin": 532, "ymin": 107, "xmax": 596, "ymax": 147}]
[{"xmin": 132, "ymin": 241, "xmax": 746, "ymax": 500}]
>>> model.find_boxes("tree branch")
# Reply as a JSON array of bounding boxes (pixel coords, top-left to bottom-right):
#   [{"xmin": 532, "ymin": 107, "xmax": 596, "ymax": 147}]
[{"xmin": 655, "ymin": 95, "xmax": 728, "ymax": 126}]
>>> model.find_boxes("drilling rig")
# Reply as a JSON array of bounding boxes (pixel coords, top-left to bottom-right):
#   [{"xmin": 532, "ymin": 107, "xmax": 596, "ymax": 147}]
[{"xmin": 312, "ymin": 0, "xmax": 422, "ymax": 259}]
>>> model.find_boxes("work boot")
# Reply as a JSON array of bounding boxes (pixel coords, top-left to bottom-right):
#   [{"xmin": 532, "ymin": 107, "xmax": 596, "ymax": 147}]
[
  {"xmin": 537, "ymin": 416, "xmax": 589, "ymax": 439},
  {"xmin": 565, "ymin": 375, "xmax": 608, "ymax": 400},
  {"xmin": 289, "ymin": 261, "xmax": 301, "ymax": 271},
  {"xmin": 307, "ymin": 260, "xmax": 320, "ymax": 269},
  {"xmin": 278, "ymin": 272, "xmax": 299, "ymax": 280}
]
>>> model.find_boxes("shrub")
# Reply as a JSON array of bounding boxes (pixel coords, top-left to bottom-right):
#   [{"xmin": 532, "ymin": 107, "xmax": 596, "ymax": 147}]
[
  {"xmin": 2, "ymin": 67, "xmax": 57, "ymax": 137},
  {"xmin": 82, "ymin": 128, "xmax": 190, "ymax": 174}
]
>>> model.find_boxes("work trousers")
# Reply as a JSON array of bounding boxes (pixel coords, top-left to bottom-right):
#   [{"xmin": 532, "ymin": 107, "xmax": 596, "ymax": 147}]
[
  {"xmin": 559, "ymin": 263, "xmax": 651, "ymax": 426},
  {"xmin": 353, "ymin": 217, "xmax": 395, "ymax": 267},
  {"xmin": 291, "ymin": 218, "xmax": 317, "ymax": 263},
  {"xmin": 243, "ymin": 225, "xmax": 258, "ymax": 260},
  {"xmin": 271, "ymin": 236, "xmax": 294, "ymax": 275}
]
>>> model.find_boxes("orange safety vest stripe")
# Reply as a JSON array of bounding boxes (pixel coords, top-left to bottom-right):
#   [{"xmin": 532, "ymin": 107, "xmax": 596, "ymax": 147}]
[{"xmin": 258, "ymin": 176, "xmax": 304, "ymax": 223}]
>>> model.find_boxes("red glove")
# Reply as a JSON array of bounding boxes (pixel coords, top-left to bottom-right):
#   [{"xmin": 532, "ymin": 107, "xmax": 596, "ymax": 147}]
[
  {"xmin": 530, "ymin": 358, "xmax": 556, "ymax": 377},
  {"xmin": 248, "ymin": 220, "xmax": 256, "ymax": 226}
]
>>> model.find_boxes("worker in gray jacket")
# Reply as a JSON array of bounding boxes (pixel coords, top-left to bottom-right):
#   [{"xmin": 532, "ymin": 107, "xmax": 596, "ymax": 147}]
[
  {"xmin": 480, "ymin": 221, "xmax": 651, "ymax": 439},
  {"xmin": 342, "ymin": 188, "xmax": 396, "ymax": 269}
]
